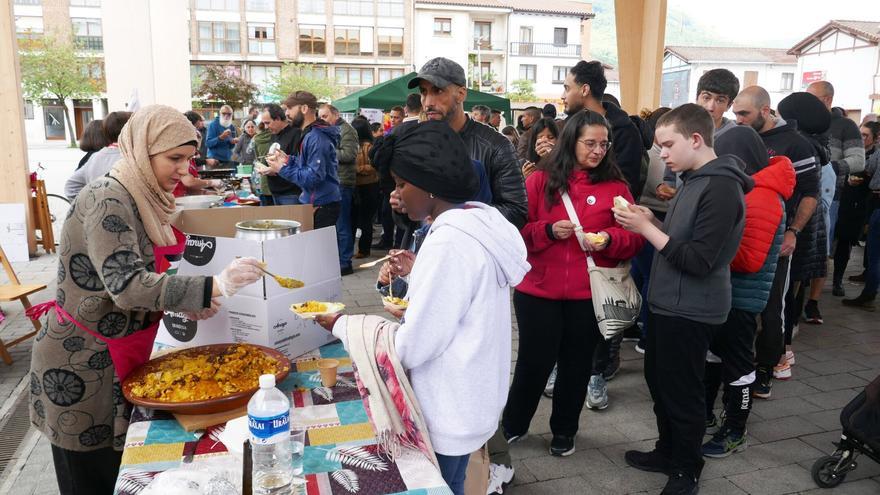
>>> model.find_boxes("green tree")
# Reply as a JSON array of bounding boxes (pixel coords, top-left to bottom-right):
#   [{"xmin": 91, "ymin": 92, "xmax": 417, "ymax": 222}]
[
  {"xmin": 264, "ymin": 63, "xmax": 344, "ymax": 102},
  {"xmin": 194, "ymin": 65, "xmax": 259, "ymax": 110},
  {"xmin": 508, "ymin": 79, "xmax": 536, "ymax": 102},
  {"xmin": 19, "ymin": 35, "xmax": 103, "ymax": 147}
]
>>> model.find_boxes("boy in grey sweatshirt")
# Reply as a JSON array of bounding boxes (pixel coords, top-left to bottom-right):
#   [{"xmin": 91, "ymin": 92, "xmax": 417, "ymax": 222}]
[{"xmin": 615, "ymin": 104, "xmax": 753, "ymax": 495}]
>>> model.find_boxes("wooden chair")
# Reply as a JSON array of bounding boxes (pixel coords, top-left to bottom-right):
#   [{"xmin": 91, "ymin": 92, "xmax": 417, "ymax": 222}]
[
  {"xmin": 0, "ymin": 244, "xmax": 47, "ymax": 365},
  {"xmin": 31, "ymin": 178, "xmax": 56, "ymax": 254}
]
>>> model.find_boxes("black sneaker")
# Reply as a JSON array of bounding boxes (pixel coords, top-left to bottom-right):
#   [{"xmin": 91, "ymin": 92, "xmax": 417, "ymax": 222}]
[
  {"xmin": 502, "ymin": 426, "xmax": 527, "ymax": 444},
  {"xmin": 624, "ymin": 449, "xmax": 671, "ymax": 474},
  {"xmin": 340, "ymin": 266, "xmax": 354, "ymax": 276},
  {"xmin": 622, "ymin": 325, "xmax": 641, "ymax": 342},
  {"xmin": 752, "ymin": 368, "xmax": 772, "ymax": 399},
  {"xmin": 849, "ymin": 272, "xmax": 866, "ymax": 283},
  {"xmin": 832, "ymin": 283, "xmax": 845, "ymax": 296},
  {"xmin": 803, "ymin": 299, "xmax": 823, "ymax": 324},
  {"xmin": 549, "ymin": 435, "xmax": 575, "ymax": 457},
  {"xmin": 661, "ymin": 471, "xmax": 699, "ymax": 495},
  {"xmin": 842, "ymin": 293, "xmax": 876, "ymax": 311}
]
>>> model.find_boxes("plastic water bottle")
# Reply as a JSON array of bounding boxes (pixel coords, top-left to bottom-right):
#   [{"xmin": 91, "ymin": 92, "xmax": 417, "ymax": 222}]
[{"xmin": 249, "ymin": 374, "xmax": 292, "ymax": 495}]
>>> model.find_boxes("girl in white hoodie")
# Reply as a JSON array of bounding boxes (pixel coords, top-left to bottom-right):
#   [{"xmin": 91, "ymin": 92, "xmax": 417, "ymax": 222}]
[{"xmin": 317, "ymin": 121, "xmax": 529, "ymax": 494}]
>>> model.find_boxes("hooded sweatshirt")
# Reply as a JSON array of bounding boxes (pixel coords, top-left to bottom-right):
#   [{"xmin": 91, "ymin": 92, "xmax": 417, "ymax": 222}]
[
  {"xmin": 602, "ymin": 101, "xmax": 645, "ymax": 199},
  {"xmin": 279, "ymin": 120, "xmax": 342, "ymax": 206},
  {"xmin": 648, "ymin": 155, "xmax": 754, "ymax": 324},
  {"xmin": 333, "ymin": 202, "xmax": 530, "ymax": 455}
]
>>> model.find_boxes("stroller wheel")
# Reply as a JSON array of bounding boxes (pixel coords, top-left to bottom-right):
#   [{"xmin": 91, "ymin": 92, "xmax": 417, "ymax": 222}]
[{"xmin": 812, "ymin": 455, "xmax": 847, "ymax": 488}]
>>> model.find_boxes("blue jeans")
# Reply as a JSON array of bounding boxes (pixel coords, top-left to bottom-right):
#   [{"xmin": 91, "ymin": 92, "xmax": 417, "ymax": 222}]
[
  {"xmin": 273, "ymin": 194, "xmax": 301, "ymax": 206},
  {"xmin": 336, "ymin": 186, "xmax": 354, "ymax": 269},
  {"xmin": 435, "ymin": 452, "xmax": 470, "ymax": 495},
  {"xmin": 631, "ymin": 241, "xmax": 656, "ymax": 339},
  {"xmin": 865, "ymin": 209, "xmax": 880, "ymax": 295}
]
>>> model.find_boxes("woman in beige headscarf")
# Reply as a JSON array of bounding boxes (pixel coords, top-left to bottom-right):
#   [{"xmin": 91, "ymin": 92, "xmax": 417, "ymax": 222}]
[{"xmin": 28, "ymin": 105, "xmax": 262, "ymax": 495}]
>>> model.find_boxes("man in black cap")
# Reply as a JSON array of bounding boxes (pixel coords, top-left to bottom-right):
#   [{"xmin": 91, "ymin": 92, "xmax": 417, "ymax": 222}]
[{"xmin": 407, "ymin": 57, "xmax": 527, "ymax": 229}]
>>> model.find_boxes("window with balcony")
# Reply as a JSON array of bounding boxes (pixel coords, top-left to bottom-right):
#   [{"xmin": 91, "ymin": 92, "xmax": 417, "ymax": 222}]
[
  {"xmin": 519, "ymin": 64, "xmax": 536, "ymax": 82},
  {"xmin": 246, "ymin": 0, "xmax": 273, "ymax": 11},
  {"xmin": 552, "ymin": 66, "xmax": 569, "ymax": 84},
  {"xmin": 248, "ymin": 23, "xmax": 275, "ymax": 55},
  {"xmin": 781, "ymin": 72, "xmax": 794, "ymax": 91},
  {"xmin": 378, "ymin": 28, "xmax": 403, "ymax": 57},
  {"xmin": 479, "ymin": 62, "xmax": 492, "ymax": 84},
  {"xmin": 378, "ymin": 0, "xmax": 403, "ymax": 17},
  {"xmin": 433, "ymin": 17, "xmax": 451, "ymax": 36},
  {"xmin": 71, "ymin": 18, "xmax": 102, "ymax": 50},
  {"xmin": 70, "ymin": 0, "xmax": 100, "ymax": 6},
  {"xmin": 378, "ymin": 68, "xmax": 404, "ymax": 82},
  {"xmin": 299, "ymin": 25, "xmax": 326, "ymax": 55},
  {"xmin": 80, "ymin": 61, "xmax": 104, "ymax": 84},
  {"xmin": 474, "ymin": 21, "xmax": 491, "ymax": 49},
  {"xmin": 15, "ymin": 16, "xmax": 43, "ymax": 42},
  {"xmin": 553, "ymin": 27, "xmax": 567, "ymax": 46},
  {"xmin": 335, "ymin": 27, "xmax": 372, "ymax": 56},
  {"xmin": 298, "ymin": 0, "xmax": 325, "ymax": 14},
  {"xmin": 196, "ymin": 0, "xmax": 238, "ymax": 10},
  {"xmin": 336, "ymin": 67, "xmax": 374, "ymax": 86},
  {"xmin": 198, "ymin": 21, "xmax": 240, "ymax": 54},
  {"xmin": 333, "ymin": 0, "xmax": 373, "ymax": 16}
]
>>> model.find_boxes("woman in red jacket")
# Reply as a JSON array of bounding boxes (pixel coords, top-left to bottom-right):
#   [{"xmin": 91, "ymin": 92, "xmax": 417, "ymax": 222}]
[{"xmin": 501, "ymin": 110, "xmax": 644, "ymax": 456}]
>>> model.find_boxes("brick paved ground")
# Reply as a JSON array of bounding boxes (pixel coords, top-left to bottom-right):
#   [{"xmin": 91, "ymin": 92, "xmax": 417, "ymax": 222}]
[{"xmin": 2, "ymin": 144, "xmax": 879, "ymax": 494}]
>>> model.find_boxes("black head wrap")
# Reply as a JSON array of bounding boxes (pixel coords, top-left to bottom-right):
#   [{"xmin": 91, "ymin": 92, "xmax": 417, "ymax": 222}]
[
  {"xmin": 778, "ymin": 92, "xmax": 831, "ymax": 135},
  {"xmin": 715, "ymin": 125, "xmax": 768, "ymax": 175},
  {"xmin": 372, "ymin": 120, "xmax": 478, "ymax": 203}
]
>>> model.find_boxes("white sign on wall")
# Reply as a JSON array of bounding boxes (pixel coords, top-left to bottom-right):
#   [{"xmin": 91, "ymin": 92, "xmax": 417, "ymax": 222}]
[{"xmin": 0, "ymin": 204, "xmax": 29, "ymax": 262}]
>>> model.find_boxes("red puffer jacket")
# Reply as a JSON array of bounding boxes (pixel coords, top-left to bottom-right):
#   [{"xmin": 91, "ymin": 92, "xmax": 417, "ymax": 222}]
[
  {"xmin": 731, "ymin": 156, "xmax": 796, "ymax": 273},
  {"xmin": 518, "ymin": 170, "xmax": 644, "ymax": 300}
]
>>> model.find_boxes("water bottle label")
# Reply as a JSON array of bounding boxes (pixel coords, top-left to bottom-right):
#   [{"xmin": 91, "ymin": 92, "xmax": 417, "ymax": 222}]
[{"xmin": 249, "ymin": 412, "xmax": 290, "ymax": 445}]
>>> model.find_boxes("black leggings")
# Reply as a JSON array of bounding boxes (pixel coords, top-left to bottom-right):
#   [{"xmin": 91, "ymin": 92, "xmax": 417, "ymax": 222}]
[
  {"xmin": 502, "ymin": 291, "xmax": 600, "ymax": 437},
  {"xmin": 51, "ymin": 444, "xmax": 123, "ymax": 495},
  {"xmin": 352, "ymin": 183, "xmax": 380, "ymax": 255}
]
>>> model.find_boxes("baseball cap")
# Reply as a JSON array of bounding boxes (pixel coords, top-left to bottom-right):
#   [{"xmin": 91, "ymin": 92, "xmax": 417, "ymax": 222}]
[{"xmin": 408, "ymin": 57, "xmax": 467, "ymax": 89}]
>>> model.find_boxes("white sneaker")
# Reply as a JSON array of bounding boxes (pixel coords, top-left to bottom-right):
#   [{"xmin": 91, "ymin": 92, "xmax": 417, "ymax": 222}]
[
  {"xmin": 586, "ymin": 374, "xmax": 608, "ymax": 410},
  {"xmin": 487, "ymin": 463, "xmax": 515, "ymax": 494},
  {"xmin": 543, "ymin": 365, "xmax": 557, "ymax": 398}
]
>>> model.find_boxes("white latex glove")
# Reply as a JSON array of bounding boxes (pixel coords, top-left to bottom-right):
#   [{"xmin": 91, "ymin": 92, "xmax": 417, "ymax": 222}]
[{"xmin": 214, "ymin": 257, "xmax": 262, "ymax": 297}]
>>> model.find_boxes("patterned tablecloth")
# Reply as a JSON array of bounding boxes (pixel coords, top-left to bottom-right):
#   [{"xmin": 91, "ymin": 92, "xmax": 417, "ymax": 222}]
[{"xmin": 114, "ymin": 342, "xmax": 452, "ymax": 495}]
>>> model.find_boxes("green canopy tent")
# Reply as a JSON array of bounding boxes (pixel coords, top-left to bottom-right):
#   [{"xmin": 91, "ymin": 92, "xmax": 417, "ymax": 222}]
[{"xmin": 332, "ymin": 71, "xmax": 512, "ymax": 123}]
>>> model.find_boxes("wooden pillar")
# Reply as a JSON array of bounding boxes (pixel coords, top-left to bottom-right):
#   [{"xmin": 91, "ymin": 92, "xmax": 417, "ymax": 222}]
[
  {"xmin": 0, "ymin": 1, "xmax": 36, "ymax": 255},
  {"xmin": 614, "ymin": 0, "xmax": 667, "ymax": 114}
]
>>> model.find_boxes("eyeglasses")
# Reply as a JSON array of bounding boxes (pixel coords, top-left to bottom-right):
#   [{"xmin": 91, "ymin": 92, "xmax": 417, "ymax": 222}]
[
  {"xmin": 577, "ymin": 139, "xmax": 612, "ymax": 151},
  {"xmin": 221, "ymin": 112, "xmax": 232, "ymax": 116}
]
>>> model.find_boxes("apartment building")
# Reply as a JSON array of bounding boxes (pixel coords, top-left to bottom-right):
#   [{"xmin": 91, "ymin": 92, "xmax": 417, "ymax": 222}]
[
  {"xmin": 13, "ymin": 0, "xmax": 108, "ymax": 144},
  {"xmin": 413, "ymin": 0, "xmax": 592, "ymax": 98},
  {"xmin": 189, "ymin": 0, "xmax": 414, "ymax": 102}
]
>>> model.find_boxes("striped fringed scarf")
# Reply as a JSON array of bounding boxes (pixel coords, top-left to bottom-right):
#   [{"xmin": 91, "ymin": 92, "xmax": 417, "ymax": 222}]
[{"xmin": 342, "ymin": 314, "xmax": 437, "ymax": 467}]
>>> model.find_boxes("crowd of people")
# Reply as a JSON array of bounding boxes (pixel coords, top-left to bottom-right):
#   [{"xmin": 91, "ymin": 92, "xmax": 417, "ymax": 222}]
[{"xmin": 46, "ymin": 54, "xmax": 880, "ymax": 495}]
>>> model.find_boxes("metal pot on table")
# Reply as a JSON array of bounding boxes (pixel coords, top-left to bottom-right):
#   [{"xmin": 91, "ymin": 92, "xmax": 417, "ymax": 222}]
[{"xmin": 234, "ymin": 219, "xmax": 301, "ymax": 241}]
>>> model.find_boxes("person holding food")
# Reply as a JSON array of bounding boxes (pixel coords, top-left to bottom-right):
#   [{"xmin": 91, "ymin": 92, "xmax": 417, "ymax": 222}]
[
  {"xmin": 27, "ymin": 105, "xmax": 263, "ymax": 495},
  {"xmin": 501, "ymin": 110, "xmax": 644, "ymax": 457},
  {"xmin": 315, "ymin": 120, "xmax": 530, "ymax": 494}
]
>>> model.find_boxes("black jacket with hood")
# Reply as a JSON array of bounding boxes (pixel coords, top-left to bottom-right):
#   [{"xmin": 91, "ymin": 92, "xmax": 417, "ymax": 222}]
[
  {"xmin": 602, "ymin": 101, "xmax": 645, "ymax": 200},
  {"xmin": 648, "ymin": 155, "xmax": 754, "ymax": 325}
]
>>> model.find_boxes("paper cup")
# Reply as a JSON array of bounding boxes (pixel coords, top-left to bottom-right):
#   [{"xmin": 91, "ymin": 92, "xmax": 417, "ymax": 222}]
[{"xmin": 317, "ymin": 358, "xmax": 339, "ymax": 387}]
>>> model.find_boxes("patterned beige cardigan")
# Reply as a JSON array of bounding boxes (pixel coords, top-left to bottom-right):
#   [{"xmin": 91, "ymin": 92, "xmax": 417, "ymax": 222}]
[{"xmin": 29, "ymin": 177, "xmax": 211, "ymax": 452}]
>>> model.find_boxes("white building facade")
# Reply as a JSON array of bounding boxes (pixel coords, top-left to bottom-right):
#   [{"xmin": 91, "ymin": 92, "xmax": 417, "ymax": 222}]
[
  {"xmin": 788, "ymin": 20, "xmax": 880, "ymax": 122},
  {"xmin": 413, "ymin": 0, "xmax": 592, "ymax": 98},
  {"xmin": 662, "ymin": 46, "xmax": 797, "ymax": 111}
]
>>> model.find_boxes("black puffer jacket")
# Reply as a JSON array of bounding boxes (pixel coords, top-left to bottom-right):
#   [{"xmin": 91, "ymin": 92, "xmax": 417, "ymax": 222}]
[{"xmin": 458, "ymin": 117, "xmax": 527, "ymax": 228}]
